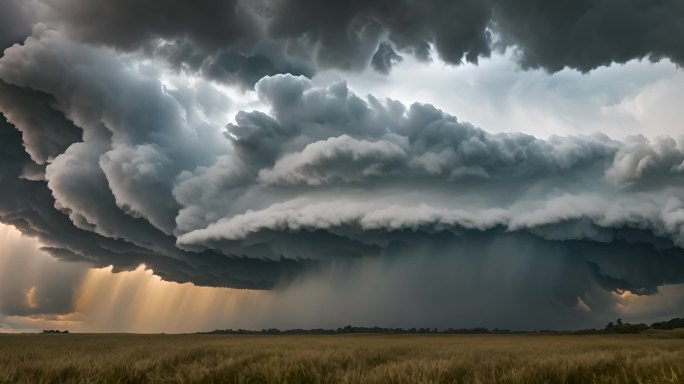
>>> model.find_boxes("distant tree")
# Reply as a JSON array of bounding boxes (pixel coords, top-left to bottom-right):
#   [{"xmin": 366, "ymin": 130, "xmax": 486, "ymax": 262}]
[{"xmin": 651, "ymin": 318, "xmax": 684, "ymax": 330}]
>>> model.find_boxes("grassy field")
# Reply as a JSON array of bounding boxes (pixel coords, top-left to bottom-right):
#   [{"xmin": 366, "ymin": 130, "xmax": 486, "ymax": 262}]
[{"xmin": 1, "ymin": 331, "xmax": 683, "ymax": 383}]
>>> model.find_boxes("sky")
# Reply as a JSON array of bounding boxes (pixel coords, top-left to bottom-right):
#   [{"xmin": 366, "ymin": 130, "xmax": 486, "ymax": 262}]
[{"xmin": 0, "ymin": 0, "xmax": 683, "ymax": 333}]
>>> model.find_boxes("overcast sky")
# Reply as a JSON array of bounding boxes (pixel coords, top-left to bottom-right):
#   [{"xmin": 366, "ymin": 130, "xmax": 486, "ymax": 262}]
[{"xmin": 1, "ymin": 0, "xmax": 683, "ymax": 332}]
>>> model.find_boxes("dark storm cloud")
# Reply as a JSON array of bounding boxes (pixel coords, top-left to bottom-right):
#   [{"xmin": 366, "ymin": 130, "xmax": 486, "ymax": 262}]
[
  {"xmin": 1, "ymin": 27, "xmax": 683, "ymax": 294},
  {"xmin": 262, "ymin": 0, "xmax": 492, "ymax": 66},
  {"xmin": 34, "ymin": 0, "xmax": 313, "ymax": 88},
  {"xmin": 42, "ymin": 0, "xmax": 492, "ymax": 64},
  {"xmin": 0, "ymin": 31, "xmax": 312, "ymax": 289},
  {"xmin": 250, "ymin": 231, "xmax": 684, "ymax": 331},
  {"xmin": 21, "ymin": 0, "xmax": 681, "ymax": 83},
  {"xmin": 169, "ymin": 75, "xmax": 684, "ymax": 300},
  {"xmin": 0, "ymin": 116, "xmax": 306, "ymax": 291},
  {"xmin": 1, "ymin": 23, "xmax": 684, "ymax": 328},
  {"xmin": 492, "ymin": 0, "xmax": 684, "ymax": 72},
  {"xmin": 43, "ymin": 0, "xmax": 257, "ymax": 51},
  {"xmin": 0, "ymin": 0, "xmax": 36, "ymax": 52},
  {"xmin": 144, "ymin": 35, "xmax": 316, "ymax": 89},
  {"xmin": 371, "ymin": 43, "xmax": 403, "ymax": 75},
  {"xmin": 0, "ymin": 81, "xmax": 82, "ymax": 165},
  {"xmin": 34, "ymin": 0, "xmax": 492, "ymax": 83}
]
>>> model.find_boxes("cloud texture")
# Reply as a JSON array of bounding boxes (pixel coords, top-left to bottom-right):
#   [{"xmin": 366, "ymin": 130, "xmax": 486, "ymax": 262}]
[
  {"xmin": 0, "ymin": 2, "xmax": 683, "ymax": 327},
  {"xmin": 2, "ymin": 0, "xmax": 676, "ymax": 86},
  {"xmin": 1, "ymin": 28, "xmax": 684, "ymax": 293}
]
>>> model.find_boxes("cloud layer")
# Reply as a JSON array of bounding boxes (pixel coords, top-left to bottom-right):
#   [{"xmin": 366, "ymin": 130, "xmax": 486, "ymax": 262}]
[
  {"xmin": 0, "ymin": 2, "xmax": 683, "ymax": 328},
  {"xmin": 2, "ymin": 0, "xmax": 679, "ymax": 87},
  {"xmin": 1, "ymin": 29, "xmax": 683, "ymax": 298}
]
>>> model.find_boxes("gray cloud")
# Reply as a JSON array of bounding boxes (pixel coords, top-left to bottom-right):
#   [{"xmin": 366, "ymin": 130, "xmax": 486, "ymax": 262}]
[
  {"xmin": 151, "ymin": 38, "xmax": 315, "ymax": 89},
  {"xmin": 258, "ymin": 135, "xmax": 407, "ymax": 186},
  {"xmin": 0, "ymin": 0, "xmax": 36, "ymax": 52},
  {"xmin": 245, "ymin": 233, "xmax": 684, "ymax": 331},
  {"xmin": 492, "ymin": 0, "xmax": 684, "ymax": 72},
  {"xmin": 370, "ymin": 42, "xmax": 403, "ymax": 75},
  {"xmin": 13, "ymin": 0, "xmax": 678, "ymax": 84},
  {"xmin": 0, "ymin": 117, "xmax": 310, "ymax": 290},
  {"xmin": 42, "ymin": 0, "xmax": 257, "ymax": 51},
  {"xmin": 606, "ymin": 135, "xmax": 684, "ymax": 186},
  {"xmin": 0, "ymin": 80, "xmax": 82, "ymax": 165},
  {"xmin": 1, "ymin": 28, "xmax": 684, "ymax": 327},
  {"xmin": 170, "ymin": 75, "xmax": 684, "ymax": 300},
  {"xmin": 0, "ymin": 32, "xmax": 313, "ymax": 289},
  {"xmin": 36, "ymin": 0, "xmax": 487, "ymax": 80}
]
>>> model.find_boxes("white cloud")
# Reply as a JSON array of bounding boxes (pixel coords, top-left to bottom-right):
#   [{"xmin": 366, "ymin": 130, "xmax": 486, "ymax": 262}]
[{"xmin": 315, "ymin": 51, "xmax": 684, "ymax": 140}]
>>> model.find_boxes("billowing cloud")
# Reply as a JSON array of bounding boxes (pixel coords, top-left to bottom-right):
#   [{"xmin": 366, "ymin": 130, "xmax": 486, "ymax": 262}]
[
  {"xmin": 492, "ymin": 0, "xmax": 684, "ymax": 72},
  {"xmin": 0, "ymin": 32, "xmax": 311, "ymax": 290},
  {"xmin": 1, "ymin": 29, "xmax": 684, "ymax": 298},
  {"xmin": 258, "ymin": 135, "xmax": 408, "ymax": 186},
  {"xmin": 1, "ymin": 0, "xmax": 678, "ymax": 87},
  {"xmin": 0, "ymin": 21, "xmax": 683, "ymax": 329},
  {"xmin": 606, "ymin": 135, "xmax": 684, "ymax": 186},
  {"xmin": 39, "ymin": 0, "xmax": 490, "ymax": 79}
]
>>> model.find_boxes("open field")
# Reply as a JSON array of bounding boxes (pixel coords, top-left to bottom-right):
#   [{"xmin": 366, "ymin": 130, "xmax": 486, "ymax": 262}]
[{"xmin": 1, "ymin": 331, "xmax": 683, "ymax": 383}]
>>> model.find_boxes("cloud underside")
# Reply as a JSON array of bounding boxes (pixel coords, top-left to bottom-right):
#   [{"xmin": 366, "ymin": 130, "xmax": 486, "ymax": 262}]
[
  {"xmin": 0, "ymin": 2, "xmax": 683, "ymax": 322},
  {"xmin": 3, "ymin": 0, "xmax": 683, "ymax": 87},
  {"xmin": 0, "ymin": 28, "xmax": 683, "ymax": 300}
]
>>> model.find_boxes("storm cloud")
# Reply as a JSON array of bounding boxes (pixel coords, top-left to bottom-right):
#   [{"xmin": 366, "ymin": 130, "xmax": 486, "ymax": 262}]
[
  {"xmin": 1, "ymin": 0, "xmax": 677, "ymax": 86},
  {"xmin": 0, "ymin": 2, "xmax": 683, "ymax": 329},
  {"xmin": 0, "ymin": 0, "xmax": 36, "ymax": 52},
  {"xmin": 1, "ymin": 26, "xmax": 683, "ymax": 306},
  {"xmin": 492, "ymin": 0, "xmax": 684, "ymax": 72}
]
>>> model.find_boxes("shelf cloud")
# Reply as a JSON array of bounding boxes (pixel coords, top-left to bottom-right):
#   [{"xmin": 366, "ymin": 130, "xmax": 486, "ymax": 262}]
[{"xmin": 0, "ymin": 0, "xmax": 683, "ymax": 329}]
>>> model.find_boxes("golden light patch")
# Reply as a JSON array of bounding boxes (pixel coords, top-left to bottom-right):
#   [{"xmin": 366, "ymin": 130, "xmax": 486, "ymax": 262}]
[
  {"xmin": 66, "ymin": 264, "xmax": 266, "ymax": 333},
  {"xmin": 25, "ymin": 286, "xmax": 38, "ymax": 309}
]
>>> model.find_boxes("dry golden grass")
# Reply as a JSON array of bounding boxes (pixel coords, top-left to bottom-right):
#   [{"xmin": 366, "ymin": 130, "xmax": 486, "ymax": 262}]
[{"xmin": 0, "ymin": 331, "xmax": 683, "ymax": 383}]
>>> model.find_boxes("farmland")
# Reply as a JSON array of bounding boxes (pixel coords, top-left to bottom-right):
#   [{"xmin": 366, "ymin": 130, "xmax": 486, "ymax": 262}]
[{"xmin": 1, "ymin": 331, "xmax": 683, "ymax": 383}]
